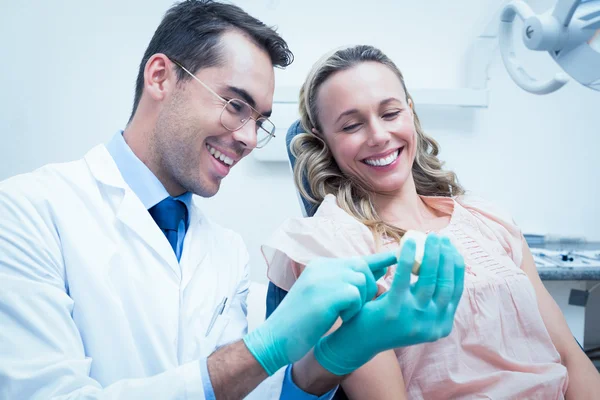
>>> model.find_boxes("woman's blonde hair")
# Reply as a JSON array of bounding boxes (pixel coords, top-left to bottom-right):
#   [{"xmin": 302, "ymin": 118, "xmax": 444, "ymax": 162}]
[{"xmin": 294, "ymin": 45, "xmax": 464, "ymax": 245}]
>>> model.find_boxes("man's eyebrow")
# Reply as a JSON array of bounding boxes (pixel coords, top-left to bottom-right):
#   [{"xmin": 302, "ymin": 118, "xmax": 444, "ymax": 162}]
[{"xmin": 226, "ymin": 86, "xmax": 272, "ymax": 117}]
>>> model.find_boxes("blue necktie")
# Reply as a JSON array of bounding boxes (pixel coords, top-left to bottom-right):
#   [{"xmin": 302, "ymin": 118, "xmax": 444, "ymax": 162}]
[{"xmin": 148, "ymin": 197, "xmax": 188, "ymax": 257}]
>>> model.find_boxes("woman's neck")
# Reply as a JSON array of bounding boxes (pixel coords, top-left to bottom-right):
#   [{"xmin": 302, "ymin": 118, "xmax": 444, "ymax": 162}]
[{"xmin": 373, "ymin": 175, "xmax": 445, "ymax": 232}]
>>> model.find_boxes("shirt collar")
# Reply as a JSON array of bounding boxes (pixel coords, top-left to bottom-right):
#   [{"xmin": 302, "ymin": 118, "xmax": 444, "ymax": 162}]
[{"xmin": 106, "ymin": 131, "xmax": 193, "ymax": 212}]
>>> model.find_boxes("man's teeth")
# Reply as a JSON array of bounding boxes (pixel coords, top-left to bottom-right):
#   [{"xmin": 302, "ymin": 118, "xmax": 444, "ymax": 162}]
[
  {"xmin": 364, "ymin": 150, "xmax": 399, "ymax": 167},
  {"xmin": 207, "ymin": 144, "xmax": 233, "ymax": 166}
]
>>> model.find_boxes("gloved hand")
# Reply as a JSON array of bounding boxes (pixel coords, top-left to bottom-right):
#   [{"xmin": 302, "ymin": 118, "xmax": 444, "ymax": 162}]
[
  {"xmin": 243, "ymin": 252, "xmax": 396, "ymax": 375},
  {"xmin": 314, "ymin": 234, "xmax": 466, "ymax": 375}
]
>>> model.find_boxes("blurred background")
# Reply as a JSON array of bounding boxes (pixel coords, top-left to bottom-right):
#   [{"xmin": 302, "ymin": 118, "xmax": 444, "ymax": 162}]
[{"xmin": 1, "ymin": 0, "xmax": 599, "ymax": 356}]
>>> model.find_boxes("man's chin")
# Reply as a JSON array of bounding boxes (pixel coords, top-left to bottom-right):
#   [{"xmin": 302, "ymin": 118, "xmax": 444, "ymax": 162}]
[{"xmin": 189, "ymin": 178, "xmax": 221, "ymax": 198}]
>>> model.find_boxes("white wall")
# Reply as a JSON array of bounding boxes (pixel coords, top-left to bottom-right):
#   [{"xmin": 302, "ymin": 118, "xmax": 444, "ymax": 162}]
[{"xmin": 1, "ymin": 0, "xmax": 598, "ymax": 283}]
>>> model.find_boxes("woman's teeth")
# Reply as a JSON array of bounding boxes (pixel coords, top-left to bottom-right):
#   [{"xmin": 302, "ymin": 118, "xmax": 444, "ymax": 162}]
[
  {"xmin": 364, "ymin": 149, "xmax": 400, "ymax": 167},
  {"xmin": 206, "ymin": 144, "xmax": 233, "ymax": 166}
]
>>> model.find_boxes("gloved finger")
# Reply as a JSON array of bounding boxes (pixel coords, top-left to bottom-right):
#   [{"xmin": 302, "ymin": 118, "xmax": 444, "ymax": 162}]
[
  {"xmin": 389, "ymin": 239, "xmax": 416, "ymax": 295},
  {"xmin": 411, "ymin": 234, "xmax": 441, "ymax": 308},
  {"xmin": 436, "ymin": 254, "xmax": 465, "ymax": 339},
  {"xmin": 337, "ymin": 274, "xmax": 367, "ymax": 321},
  {"xmin": 432, "ymin": 237, "xmax": 455, "ymax": 309},
  {"xmin": 348, "ymin": 259, "xmax": 379, "ymax": 304},
  {"xmin": 451, "ymin": 249, "xmax": 466, "ymax": 306},
  {"xmin": 362, "ymin": 251, "xmax": 397, "ymax": 275}
]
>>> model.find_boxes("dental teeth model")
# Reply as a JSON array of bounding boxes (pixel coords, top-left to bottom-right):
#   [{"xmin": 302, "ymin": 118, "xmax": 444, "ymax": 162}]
[{"xmin": 397, "ymin": 230, "xmax": 427, "ymax": 275}]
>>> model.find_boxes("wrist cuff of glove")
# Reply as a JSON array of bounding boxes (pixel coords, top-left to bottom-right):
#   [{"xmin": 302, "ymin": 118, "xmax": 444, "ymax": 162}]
[
  {"xmin": 242, "ymin": 330, "xmax": 286, "ymax": 376},
  {"xmin": 314, "ymin": 338, "xmax": 370, "ymax": 376}
]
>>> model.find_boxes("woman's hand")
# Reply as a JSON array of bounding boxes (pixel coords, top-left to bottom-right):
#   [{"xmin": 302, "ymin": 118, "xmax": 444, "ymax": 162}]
[{"xmin": 314, "ymin": 234, "xmax": 465, "ymax": 375}]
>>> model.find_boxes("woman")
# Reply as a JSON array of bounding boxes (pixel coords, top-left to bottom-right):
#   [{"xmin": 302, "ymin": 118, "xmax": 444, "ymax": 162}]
[{"xmin": 262, "ymin": 45, "xmax": 600, "ymax": 399}]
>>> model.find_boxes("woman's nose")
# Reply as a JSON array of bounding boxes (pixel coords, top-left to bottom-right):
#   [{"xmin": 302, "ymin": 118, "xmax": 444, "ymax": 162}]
[{"xmin": 366, "ymin": 119, "xmax": 391, "ymax": 147}]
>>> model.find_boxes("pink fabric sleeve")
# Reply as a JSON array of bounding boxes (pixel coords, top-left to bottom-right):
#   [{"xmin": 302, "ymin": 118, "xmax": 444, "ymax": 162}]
[
  {"xmin": 456, "ymin": 194, "xmax": 524, "ymax": 268},
  {"xmin": 261, "ymin": 194, "xmax": 377, "ymax": 291}
]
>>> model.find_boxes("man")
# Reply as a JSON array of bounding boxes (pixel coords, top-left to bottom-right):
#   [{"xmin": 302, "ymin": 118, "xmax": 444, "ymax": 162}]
[{"xmin": 0, "ymin": 1, "xmax": 464, "ymax": 399}]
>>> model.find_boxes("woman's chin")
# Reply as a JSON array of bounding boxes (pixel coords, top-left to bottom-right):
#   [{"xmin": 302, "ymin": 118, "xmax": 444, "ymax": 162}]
[
  {"xmin": 358, "ymin": 168, "xmax": 411, "ymax": 194},
  {"xmin": 367, "ymin": 182, "xmax": 407, "ymax": 195},
  {"xmin": 348, "ymin": 169, "xmax": 411, "ymax": 194}
]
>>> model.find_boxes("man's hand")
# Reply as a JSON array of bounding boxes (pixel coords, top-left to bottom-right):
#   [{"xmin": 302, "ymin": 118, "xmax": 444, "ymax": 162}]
[{"xmin": 243, "ymin": 252, "xmax": 396, "ymax": 375}]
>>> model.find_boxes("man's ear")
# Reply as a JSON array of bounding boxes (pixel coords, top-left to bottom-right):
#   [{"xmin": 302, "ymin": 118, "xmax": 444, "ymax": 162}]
[{"xmin": 143, "ymin": 54, "xmax": 176, "ymax": 102}]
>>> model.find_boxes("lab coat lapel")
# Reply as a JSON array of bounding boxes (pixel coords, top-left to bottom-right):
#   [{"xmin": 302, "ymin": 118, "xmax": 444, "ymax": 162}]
[
  {"xmin": 84, "ymin": 144, "xmax": 181, "ymax": 280},
  {"xmin": 117, "ymin": 190, "xmax": 181, "ymax": 279},
  {"xmin": 178, "ymin": 200, "xmax": 208, "ymax": 287}
]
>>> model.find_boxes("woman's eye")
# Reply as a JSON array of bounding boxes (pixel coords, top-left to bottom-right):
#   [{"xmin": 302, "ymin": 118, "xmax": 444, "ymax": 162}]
[
  {"xmin": 342, "ymin": 123, "xmax": 361, "ymax": 132},
  {"xmin": 382, "ymin": 111, "xmax": 401, "ymax": 120}
]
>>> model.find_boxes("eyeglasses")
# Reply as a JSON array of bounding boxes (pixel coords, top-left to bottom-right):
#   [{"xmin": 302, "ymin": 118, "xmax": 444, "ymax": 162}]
[{"xmin": 169, "ymin": 58, "xmax": 276, "ymax": 148}]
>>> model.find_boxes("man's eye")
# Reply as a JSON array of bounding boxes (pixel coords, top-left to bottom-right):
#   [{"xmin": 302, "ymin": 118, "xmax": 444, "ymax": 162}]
[{"xmin": 225, "ymin": 99, "xmax": 245, "ymax": 114}]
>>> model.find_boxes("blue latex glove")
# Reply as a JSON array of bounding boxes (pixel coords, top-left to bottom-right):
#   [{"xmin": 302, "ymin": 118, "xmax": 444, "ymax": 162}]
[
  {"xmin": 314, "ymin": 234, "xmax": 466, "ymax": 375},
  {"xmin": 243, "ymin": 252, "xmax": 396, "ymax": 375}
]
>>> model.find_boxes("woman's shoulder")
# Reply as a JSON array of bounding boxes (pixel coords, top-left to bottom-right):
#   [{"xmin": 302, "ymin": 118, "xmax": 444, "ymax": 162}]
[
  {"xmin": 262, "ymin": 193, "xmax": 377, "ymax": 290},
  {"xmin": 313, "ymin": 193, "xmax": 344, "ymax": 216},
  {"xmin": 454, "ymin": 193, "xmax": 518, "ymax": 227},
  {"xmin": 317, "ymin": 194, "xmax": 379, "ymax": 235}
]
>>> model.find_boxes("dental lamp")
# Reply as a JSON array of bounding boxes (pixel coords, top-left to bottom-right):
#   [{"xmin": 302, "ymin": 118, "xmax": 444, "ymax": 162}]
[{"xmin": 499, "ymin": 0, "xmax": 600, "ymax": 94}]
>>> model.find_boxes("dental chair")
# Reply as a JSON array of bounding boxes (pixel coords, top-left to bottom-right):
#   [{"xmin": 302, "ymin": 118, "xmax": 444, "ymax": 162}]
[
  {"xmin": 265, "ymin": 120, "xmax": 312, "ymax": 321},
  {"xmin": 264, "ymin": 120, "xmax": 352, "ymax": 399}
]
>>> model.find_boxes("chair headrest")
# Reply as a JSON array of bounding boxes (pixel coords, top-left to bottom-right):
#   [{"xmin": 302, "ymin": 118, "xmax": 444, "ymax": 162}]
[{"xmin": 285, "ymin": 120, "xmax": 317, "ymax": 216}]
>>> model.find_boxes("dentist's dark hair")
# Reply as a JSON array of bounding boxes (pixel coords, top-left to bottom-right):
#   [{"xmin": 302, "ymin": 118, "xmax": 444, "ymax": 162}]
[{"xmin": 129, "ymin": 0, "xmax": 293, "ymax": 122}]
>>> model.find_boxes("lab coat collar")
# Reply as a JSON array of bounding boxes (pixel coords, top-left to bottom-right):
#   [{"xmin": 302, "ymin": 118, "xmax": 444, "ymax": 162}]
[
  {"xmin": 84, "ymin": 143, "xmax": 128, "ymax": 190},
  {"xmin": 84, "ymin": 144, "xmax": 184, "ymax": 280}
]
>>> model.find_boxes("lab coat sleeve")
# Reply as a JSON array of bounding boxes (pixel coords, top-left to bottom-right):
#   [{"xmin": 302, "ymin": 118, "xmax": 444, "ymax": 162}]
[
  {"xmin": 212, "ymin": 250, "xmax": 284, "ymax": 400},
  {"xmin": 219, "ymin": 258, "xmax": 287, "ymax": 399},
  {"xmin": 0, "ymin": 187, "xmax": 206, "ymax": 399},
  {"xmin": 199, "ymin": 261, "xmax": 252, "ymax": 400}
]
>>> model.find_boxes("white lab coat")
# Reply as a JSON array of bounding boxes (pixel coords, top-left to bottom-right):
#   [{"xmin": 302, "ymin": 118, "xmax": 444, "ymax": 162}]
[{"xmin": 0, "ymin": 144, "xmax": 285, "ymax": 399}]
